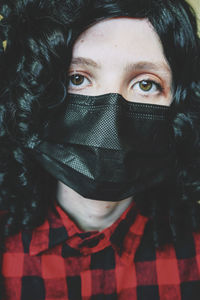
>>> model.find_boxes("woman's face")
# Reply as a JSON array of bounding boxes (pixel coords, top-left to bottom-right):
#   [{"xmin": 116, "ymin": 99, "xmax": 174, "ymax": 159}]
[{"xmin": 68, "ymin": 18, "xmax": 173, "ymax": 106}]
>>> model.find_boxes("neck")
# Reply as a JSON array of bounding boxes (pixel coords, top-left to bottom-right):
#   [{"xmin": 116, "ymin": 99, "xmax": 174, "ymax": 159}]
[{"xmin": 57, "ymin": 181, "xmax": 133, "ymax": 232}]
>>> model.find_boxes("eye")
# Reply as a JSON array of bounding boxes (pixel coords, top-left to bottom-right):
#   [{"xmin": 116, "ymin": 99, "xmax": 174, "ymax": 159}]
[
  {"xmin": 70, "ymin": 74, "xmax": 84, "ymax": 85},
  {"xmin": 68, "ymin": 73, "xmax": 91, "ymax": 89},
  {"xmin": 139, "ymin": 80, "xmax": 153, "ymax": 91},
  {"xmin": 133, "ymin": 80, "xmax": 163, "ymax": 94}
]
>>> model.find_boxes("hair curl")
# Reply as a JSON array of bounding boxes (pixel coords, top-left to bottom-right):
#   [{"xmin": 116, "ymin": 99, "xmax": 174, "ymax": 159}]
[{"xmin": 0, "ymin": 0, "xmax": 200, "ymax": 296}]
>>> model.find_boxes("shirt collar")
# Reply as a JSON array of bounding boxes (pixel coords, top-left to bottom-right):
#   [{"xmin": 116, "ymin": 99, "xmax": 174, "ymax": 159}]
[{"xmin": 29, "ymin": 200, "xmax": 148, "ymax": 262}]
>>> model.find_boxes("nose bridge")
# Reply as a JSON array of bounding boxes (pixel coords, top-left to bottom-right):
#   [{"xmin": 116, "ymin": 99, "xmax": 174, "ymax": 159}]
[
  {"xmin": 96, "ymin": 51, "xmax": 124, "ymax": 94},
  {"xmin": 98, "ymin": 62, "xmax": 124, "ymax": 95}
]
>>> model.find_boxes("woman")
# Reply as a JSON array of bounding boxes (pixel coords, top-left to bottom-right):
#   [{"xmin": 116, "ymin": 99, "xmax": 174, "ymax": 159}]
[{"xmin": 0, "ymin": 0, "xmax": 200, "ymax": 299}]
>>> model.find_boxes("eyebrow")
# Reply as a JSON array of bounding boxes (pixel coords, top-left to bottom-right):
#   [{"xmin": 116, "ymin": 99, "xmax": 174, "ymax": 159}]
[
  {"xmin": 70, "ymin": 56, "xmax": 171, "ymax": 73},
  {"xmin": 124, "ymin": 61, "xmax": 171, "ymax": 73},
  {"xmin": 70, "ymin": 57, "xmax": 100, "ymax": 68}
]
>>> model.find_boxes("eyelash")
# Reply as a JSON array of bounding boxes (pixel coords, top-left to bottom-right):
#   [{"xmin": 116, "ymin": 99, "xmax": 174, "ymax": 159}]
[{"xmin": 68, "ymin": 73, "xmax": 163, "ymax": 94}]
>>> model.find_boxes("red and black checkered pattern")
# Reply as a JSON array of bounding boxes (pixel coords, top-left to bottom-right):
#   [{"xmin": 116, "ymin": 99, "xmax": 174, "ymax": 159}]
[{"xmin": 2, "ymin": 201, "xmax": 200, "ymax": 300}]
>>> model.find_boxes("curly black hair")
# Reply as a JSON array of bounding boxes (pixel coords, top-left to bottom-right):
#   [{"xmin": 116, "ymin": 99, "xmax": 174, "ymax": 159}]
[{"xmin": 0, "ymin": 0, "xmax": 200, "ymax": 295}]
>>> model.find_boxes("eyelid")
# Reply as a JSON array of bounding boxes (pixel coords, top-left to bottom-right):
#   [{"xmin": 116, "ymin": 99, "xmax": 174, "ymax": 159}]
[
  {"xmin": 68, "ymin": 70, "xmax": 92, "ymax": 79},
  {"xmin": 130, "ymin": 73, "xmax": 162, "ymax": 85}
]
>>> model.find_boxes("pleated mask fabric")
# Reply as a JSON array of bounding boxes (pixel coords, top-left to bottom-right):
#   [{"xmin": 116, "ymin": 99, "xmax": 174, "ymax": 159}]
[{"xmin": 29, "ymin": 93, "xmax": 175, "ymax": 201}]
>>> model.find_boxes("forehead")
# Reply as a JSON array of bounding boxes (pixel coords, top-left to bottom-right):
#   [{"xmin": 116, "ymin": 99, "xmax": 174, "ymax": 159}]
[{"xmin": 72, "ymin": 17, "xmax": 169, "ymax": 68}]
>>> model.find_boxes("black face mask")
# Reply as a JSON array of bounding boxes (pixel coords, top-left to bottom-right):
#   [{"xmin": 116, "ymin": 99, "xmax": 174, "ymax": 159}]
[{"xmin": 29, "ymin": 93, "xmax": 175, "ymax": 201}]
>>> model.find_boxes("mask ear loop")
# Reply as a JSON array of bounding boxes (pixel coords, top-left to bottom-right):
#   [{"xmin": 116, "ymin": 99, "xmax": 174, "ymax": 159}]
[{"xmin": 0, "ymin": 14, "xmax": 7, "ymax": 51}]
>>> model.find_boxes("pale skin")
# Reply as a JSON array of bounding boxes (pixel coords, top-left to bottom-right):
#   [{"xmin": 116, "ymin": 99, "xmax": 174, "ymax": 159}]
[{"xmin": 57, "ymin": 18, "xmax": 173, "ymax": 232}]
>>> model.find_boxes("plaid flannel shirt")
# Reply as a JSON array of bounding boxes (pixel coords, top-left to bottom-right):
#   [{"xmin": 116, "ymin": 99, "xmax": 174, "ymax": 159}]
[{"xmin": 2, "ymin": 201, "xmax": 200, "ymax": 300}]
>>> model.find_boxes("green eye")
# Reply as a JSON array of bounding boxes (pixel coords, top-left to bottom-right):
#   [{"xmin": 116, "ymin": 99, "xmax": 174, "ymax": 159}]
[
  {"xmin": 70, "ymin": 74, "xmax": 85, "ymax": 86},
  {"xmin": 139, "ymin": 80, "xmax": 153, "ymax": 92}
]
